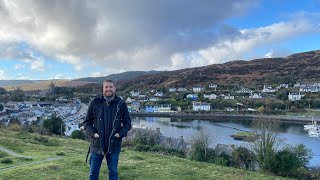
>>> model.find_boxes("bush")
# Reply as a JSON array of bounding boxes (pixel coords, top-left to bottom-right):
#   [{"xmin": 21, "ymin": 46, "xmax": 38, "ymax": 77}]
[
  {"xmin": 231, "ymin": 147, "xmax": 256, "ymax": 170},
  {"xmin": 213, "ymin": 153, "xmax": 232, "ymax": 166},
  {"xmin": 56, "ymin": 152, "xmax": 66, "ymax": 156},
  {"xmin": 71, "ymin": 130, "xmax": 86, "ymax": 140},
  {"xmin": 1, "ymin": 158, "xmax": 13, "ymax": 164},
  {"xmin": 149, "ymin": 145, "xmax": 187, "ymax": 158},
  {"xmin": 7, "ymin": 124, "xmax": 21, "ymax": 131},
  {"xmin": 0, "ymin": 151, "xmax": 9, "ymax": 158},
  {"xmin": 134, "ymin": 145, "xmax": 151, "ymax": 152},
  {"xmin": 133, "ymin": 131, "xmax": 157, "ymax": 146}
]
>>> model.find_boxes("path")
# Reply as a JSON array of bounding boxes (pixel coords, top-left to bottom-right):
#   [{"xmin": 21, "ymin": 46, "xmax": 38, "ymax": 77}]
[{"xmin": 0, "ymin": 145, "xmax": 61, "ymax": 171}]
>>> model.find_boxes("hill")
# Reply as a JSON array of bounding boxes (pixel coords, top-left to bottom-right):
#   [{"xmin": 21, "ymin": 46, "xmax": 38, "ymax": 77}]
[
  {"xmin": 0, "ymin": 129, "xmax": 289, "ymax": 180},
  {"xmin": 116, "ymin": 50, "xmax": 320, "ymax": 90},
  {"xmin": 1, "ymin": 80, "xmax": 91, "ymax": 91},
  {"xmin": 75, "ymin": 70, "xmax": 162, "ymax": 83}
]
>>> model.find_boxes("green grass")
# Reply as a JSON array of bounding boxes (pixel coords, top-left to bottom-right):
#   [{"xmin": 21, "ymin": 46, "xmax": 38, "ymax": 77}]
[{"xmin": 0, "ymin": 129, "xmax": 291, "ymax": 180}]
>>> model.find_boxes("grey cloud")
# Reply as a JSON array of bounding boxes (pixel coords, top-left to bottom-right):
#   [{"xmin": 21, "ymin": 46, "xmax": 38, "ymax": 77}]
[{"xmin": 0, "ymin": 0, "xmax": 256, "ymax": 71}]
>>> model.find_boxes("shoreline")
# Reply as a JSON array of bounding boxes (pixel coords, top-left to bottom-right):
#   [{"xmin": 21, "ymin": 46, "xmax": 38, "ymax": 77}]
[{"xmin": 130, "ymin": 112, "xmax": 320, "ymax": 124}]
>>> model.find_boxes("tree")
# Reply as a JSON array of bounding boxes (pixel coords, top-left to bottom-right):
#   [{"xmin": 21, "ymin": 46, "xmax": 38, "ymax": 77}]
[
  {"xmin": 43, "ymin": 115, "xmax": 65, "ymax": 135},
  {"xmin": 257, "ymin": 106, "xmax": 265, "ymax": 114},
  {"xmin": 0, "ymin": 87, "xmax": 7, "ymax": 95},
  {"xmin": 250, "ymin": 117, "xmax": 282, "ymax": 171},
  {"xmin": 231, "ymin": 147, "xmax": 256, "ymax": 170},
  {"xmin": 189, "ymin": 131, "xmax": 215, "ymax": 162},
  {"xmin": 71, "ymin": 130, "xmax": 86, "ymax": 140}
]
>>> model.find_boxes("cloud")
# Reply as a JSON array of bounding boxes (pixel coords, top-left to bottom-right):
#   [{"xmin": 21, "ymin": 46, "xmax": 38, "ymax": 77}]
[
  {"xmin": 0, "ymin": 69, "xmax": 8, "ymax": 80},
  {"xmin": 169, "ymin": 18, "xmax": 320, "ymax": 68},
  {"xmin": 51, "ymin": 73, "xmax": 72, "ymax": 80},
  {"xmin": 30, "ymin": 59, "xmax": 45, "ymax": 71},
  {"xmin": 14, "ymin": 63, "xmax": 25, "ymax": 70},
  {"xmin": 0, "ymin": 0, "xmax": 255, "ymax": 72},
  {"xmin": 0, "ymin": 0, "xmax": 319, "ymax": 75}
]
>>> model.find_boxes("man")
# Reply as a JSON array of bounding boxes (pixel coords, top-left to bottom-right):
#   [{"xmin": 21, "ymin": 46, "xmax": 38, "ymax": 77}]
[{"xmin": 83, "ymin": 80, "xmax": 131, "ymax": 180}]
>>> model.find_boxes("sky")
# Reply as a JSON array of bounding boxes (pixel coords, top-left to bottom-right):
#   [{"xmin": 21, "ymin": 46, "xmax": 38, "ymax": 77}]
[{"xmin": 0, "ymin": 0, "xmax": 320, "ymax": 80}]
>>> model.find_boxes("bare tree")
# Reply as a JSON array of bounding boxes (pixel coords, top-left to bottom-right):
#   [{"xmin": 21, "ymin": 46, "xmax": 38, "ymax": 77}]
[
  {"xmin": 249, "ymin": 116, "xmax": 284, "ymax": 170},
  {"xmin": 189, "ymin": 130, "xmax": 214, "ymax": 162}
]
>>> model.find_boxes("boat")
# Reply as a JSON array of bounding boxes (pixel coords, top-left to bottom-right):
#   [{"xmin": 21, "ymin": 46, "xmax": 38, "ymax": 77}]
[
  {"xmin": 308, "ymin": 129, "xmax": 320, "ymax": 138},
  {"xmin": 304, "ymin": 117, "xmax": 319, "ymax": 130}
]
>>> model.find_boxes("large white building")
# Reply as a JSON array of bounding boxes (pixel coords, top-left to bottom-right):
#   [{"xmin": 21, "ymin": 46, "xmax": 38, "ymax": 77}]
[
  {"xmin": 192, "ymin": 102, "xmax": 211, "ymax": 111},
  {"xmin": 288, "ymin": 92, "xmax": 304, "ymax": 101}
]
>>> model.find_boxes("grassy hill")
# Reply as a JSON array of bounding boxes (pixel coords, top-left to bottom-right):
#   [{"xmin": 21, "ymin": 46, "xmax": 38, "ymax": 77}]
[{"xmin": 0, "ymin": 129, "xmax": 290, "ymax": 180}]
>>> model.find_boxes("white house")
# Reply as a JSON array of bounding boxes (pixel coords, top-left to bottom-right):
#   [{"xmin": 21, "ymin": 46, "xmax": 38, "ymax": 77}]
[
  {"xmin": 224, "ymin": 94, "xmax": 235, "ymax": 100},
  {"xmin": 126, "ymin": 97, "xmax": 134, "ymax": 103},
  {"xmin": 237, "ymin": 88, "xmax": 253, "ymax": 94},
  {"xmin": 138, "ymin": 94, "xmax": 147, "ymax": 98},
  {"xmin": 130, "ymin": 91, "xmax": 140, "ymax": 97},
  {"xmin": 154, "ymin": 92, "xmax": 163, "ymax": 97},
  {"xmin": 204, "ymin": 94, "xmax": 217, "ymax": 100},
  {"xmin": 277, "ymin": 84, "xmax": 289, "ymax": 89},
  {"xmin": 299, "ymin": 86, "xmax": 311, "ymax": 92},
  {"xmin": 158, "ymin": 104, "xmax": 172, "ymax": 112},
  {"xmin": 177, "ymin": 88, "xmax": 187, "ymax": 92},
  {"xmin": 288, "ymin": 92, "xmax": 304, "ymax": 101},
  {"xmin": 192, "ymin": 102, "xmax": 211, "ymax": 111},
  {"xmin": 193, "ymin": 86, "xmax": 203, "ymax": 92},
  {"xmin": 209, "ymin": 83, "xmax": 218, "ymax": 90},
  {"xmin": 261, "ymin": 85, "xmax": 277, "ymax": 93},
  {"xmin": 249, "ymin": 93, "xmax": 262, "ymax": 99},
  {"xmin": 149, "ymin": 96, "xmax": 160, "ymax": 102},
  {"xmin": 169, "ymin": 88, "xmax": 177, "ymax": 92}
]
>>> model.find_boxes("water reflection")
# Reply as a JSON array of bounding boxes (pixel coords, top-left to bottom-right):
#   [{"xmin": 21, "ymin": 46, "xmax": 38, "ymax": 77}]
[{"xmin": 132, "ymin": 116, "xmax": 320, "ymax": 167}]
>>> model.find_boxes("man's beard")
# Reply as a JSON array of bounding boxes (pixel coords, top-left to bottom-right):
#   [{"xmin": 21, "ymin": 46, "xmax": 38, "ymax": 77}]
[{"xmin": 104, "ymin": 91, "xmax": 115, "ymax": 97}]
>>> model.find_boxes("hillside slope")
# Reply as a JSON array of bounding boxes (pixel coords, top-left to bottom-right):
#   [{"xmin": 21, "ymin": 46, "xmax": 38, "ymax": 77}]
[
  {"xmin": 0, "ymin": 129, "xmax": 289, "ymax": 180},
  {"xmin": 116, "ymin": 50, "xmax": 320, "ymax": 90}
]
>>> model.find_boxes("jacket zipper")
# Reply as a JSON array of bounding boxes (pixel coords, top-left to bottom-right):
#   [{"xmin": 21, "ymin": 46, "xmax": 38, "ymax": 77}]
[{"xmin": 106, "ymin": 100, "xmax": 122, "ymax": 154}]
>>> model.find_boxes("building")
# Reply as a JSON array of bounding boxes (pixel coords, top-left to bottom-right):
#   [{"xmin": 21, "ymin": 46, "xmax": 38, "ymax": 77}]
[
  {"xmin": 145, "ymin": 105, "xmax": 159, "ymax": 113},
  {"xmin": 131, "ymin": 101, "xmax": 140, "ymax": 112},
  {"xmin": 192, "ymin": 102, "xmax": 211, "ymax": 111},
  {"xmin": 261, "ymin": 85, "xmax": 277, "ymax": 93},
  {"xmin": 203, "ymin": 94, "xmax": 217, "ymax": 100},
  {"xmin": 177, "ymin": 88, "xmax": 187, "ymax": 92},
  {"xmin": 154, "ymin": 92, "xmax": 163, "ymax": 97},
  {"xmin": 186, "ymin": 94, "xmax": 198, "ymax": 101},
  {"xmin": 224, "ymin": 94, "xmax": 235, "ymax": 100},
  {"xmin": 288, "ymin": 92, "xmax": 304, "ymax": 101},
  {"xmin": 193, "ymin": 86, "xmax": 203, "ymax": 92},
  {"xmin": 249, "ymin": 93, "xmax": 262, "ymax": 99},
  {"xmin": 149, "ymin": 96, "xmax": 159, "ymax": 102},
  {"xmin": 158, "ymin": 104, "xmax": 172, "ymax": 112},
  {"xmin": 130, "ymin": 91, "xmax": 140, "ymax": 97},
  {"xmin": 237, "ymin": 88, "xmax": 253, "ymax": 94},
  {"xmin": 208, "ymin": 83, "xmax": 218, "ymax": 90},
  {"xmin": 169, "ymin": 88, "xmax": 177, "ymax": 92}
]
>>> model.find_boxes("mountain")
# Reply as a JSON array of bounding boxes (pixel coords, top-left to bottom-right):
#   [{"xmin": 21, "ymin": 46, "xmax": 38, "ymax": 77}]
[
  {"xmin": 0, "ymin": 71, "xmax": 161, "ymax": 91},
  {"xmin": 0, "ymin": 80, "xmax": 38, "ymax": 87},
  {"xmin": 75, "ymin": 70, "xmax": 162, "ymax": 83},
  {"xmin": 116, "ymin": 50, "xmax": 320, "ymax": 90}
]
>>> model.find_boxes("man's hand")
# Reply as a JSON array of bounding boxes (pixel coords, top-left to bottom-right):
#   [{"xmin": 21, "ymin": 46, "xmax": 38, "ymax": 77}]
[
  {"xmin": 93, "ymin": 133, "xmax": 99, "ymax": 138},
  {"xmin": 114, "ymin": 133, "xmax": 120, "ymax": 138}
]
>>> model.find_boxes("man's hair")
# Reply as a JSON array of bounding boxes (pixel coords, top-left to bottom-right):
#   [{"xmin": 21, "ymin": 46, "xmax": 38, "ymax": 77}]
[{"xmin": 103, "ymin": 79, "xmax": 116, "ymax": 87}]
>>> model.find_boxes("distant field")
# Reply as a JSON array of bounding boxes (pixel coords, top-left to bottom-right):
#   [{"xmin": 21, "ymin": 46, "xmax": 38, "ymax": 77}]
[
  {"xmin": 2, "ymin": 80, "xmax": 91, "ymax": 91},
  {"xmin": 0, "ymin": 129, "xmax": 290, "ymax": 180}
]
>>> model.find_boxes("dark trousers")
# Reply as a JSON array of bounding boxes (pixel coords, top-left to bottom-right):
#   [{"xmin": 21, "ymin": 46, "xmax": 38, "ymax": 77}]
[{"xmin": 89, "ymin": 151, "xmax": 120, "ymax": 180}]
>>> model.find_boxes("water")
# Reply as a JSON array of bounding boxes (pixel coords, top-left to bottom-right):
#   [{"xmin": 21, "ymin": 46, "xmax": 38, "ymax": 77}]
[{"xmin": 132, "ymin": 116, "xmax": 320, "ymax": 167}]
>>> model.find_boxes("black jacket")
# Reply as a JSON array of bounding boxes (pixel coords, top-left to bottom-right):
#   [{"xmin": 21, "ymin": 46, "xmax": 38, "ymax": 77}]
[{"xmin": 83, "ymin": 95, "xmax": 132, "ymax": 154}]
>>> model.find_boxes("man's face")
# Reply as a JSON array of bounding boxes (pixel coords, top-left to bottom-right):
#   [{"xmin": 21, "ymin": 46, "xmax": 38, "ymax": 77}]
[{"xmin": 103, "ymin": 82, "xmax": 116, "ymax": 97}]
